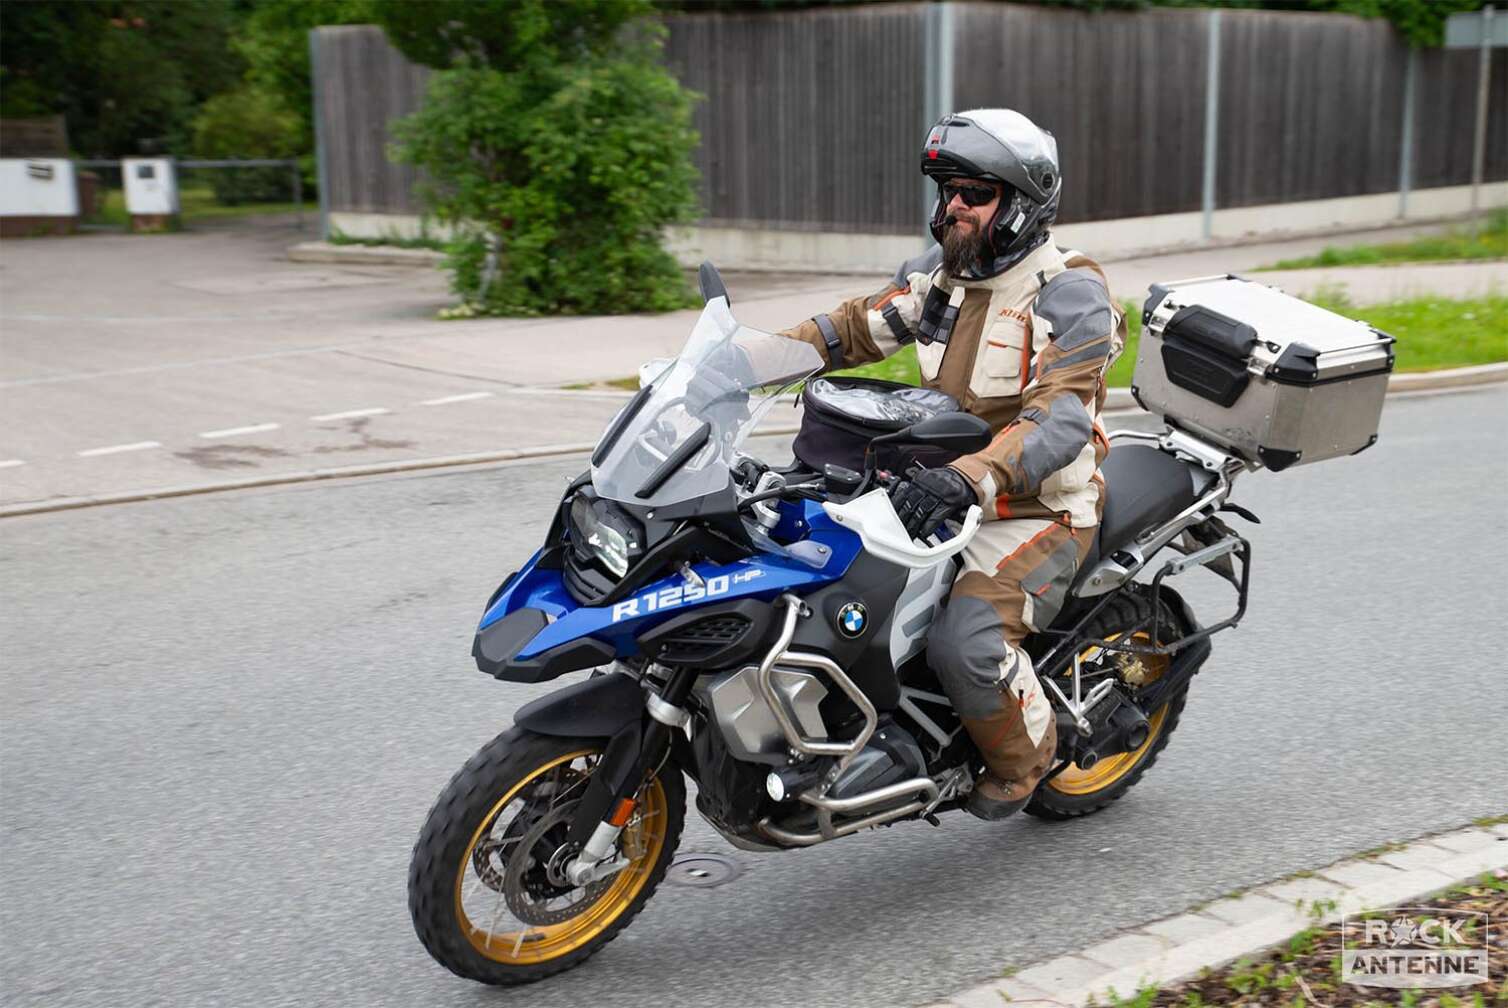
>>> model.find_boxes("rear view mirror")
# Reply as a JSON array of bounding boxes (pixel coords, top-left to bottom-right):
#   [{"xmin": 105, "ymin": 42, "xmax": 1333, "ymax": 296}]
[
  {"xmin": 871, "ymin": 412, "xmax": 991, "ymax": 455},
  {"xmin": 698, "ymin": 261, "xmax": 729, "ymax": 305}
]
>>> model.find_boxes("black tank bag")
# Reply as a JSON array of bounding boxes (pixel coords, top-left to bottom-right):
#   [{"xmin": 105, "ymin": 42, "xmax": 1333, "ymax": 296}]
[{"xmin": 793, "ymin": 376, "xmax": 965, "ymax": 473}]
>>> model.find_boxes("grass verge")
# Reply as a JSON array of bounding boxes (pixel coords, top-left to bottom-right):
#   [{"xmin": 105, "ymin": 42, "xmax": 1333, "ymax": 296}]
[
  {"xmin": 1260, "ymin": 210, "xmax": 1507, "ymax": 269},
  {"xmin": 562, "ymin": 290, "xmax": 1505, "ymax": 392},
  {"xmin": 1090, "ymin": 871, "xmax": 1506, "ymax": 1008},
  {"xmin": 327, "ymin": 228, "xmax": 446, "ymax": 252},
  {"xmin": 87, "ymin": 183, "xmax": 305, "ymax": 229},
  {"xmin": 831, "ymin": 292, "xmax": 1507, "ymax": 390}
]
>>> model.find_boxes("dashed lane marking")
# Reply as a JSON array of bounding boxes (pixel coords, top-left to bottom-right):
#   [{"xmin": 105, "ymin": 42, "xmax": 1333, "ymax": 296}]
[
  {"xmin": 417, "ymin": 392, "xmax": 494, "ymax": 406},
  {"xmin": 76, "ymin": 441, "xmax": 163, "ymax": 458},
  {"xmin": 199, "ymin": 423, "xmax": 280, "ymax": 439},
  {"xmin": 0, "ymin": 459, "xmax": 27, "ymax": 469},
  {"xmin": 310, "ymin": 407, "xmax": 391, "ymax": 422}
]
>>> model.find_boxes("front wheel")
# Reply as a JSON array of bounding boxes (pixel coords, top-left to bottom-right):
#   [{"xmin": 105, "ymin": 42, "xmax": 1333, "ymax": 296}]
[{"xmin": 408, "ymin": 727, "xmax": 685, "ymax": 985}]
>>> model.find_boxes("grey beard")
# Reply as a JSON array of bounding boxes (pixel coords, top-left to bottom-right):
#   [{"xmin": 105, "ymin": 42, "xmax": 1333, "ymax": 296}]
[{"xmin": 940, "ymin": 219, "xmax": 989, "ymax": 276}]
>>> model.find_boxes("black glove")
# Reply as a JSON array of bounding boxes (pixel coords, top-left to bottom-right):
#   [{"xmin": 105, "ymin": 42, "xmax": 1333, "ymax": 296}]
[
  {"xmin": 684, "ymin": 342, "xmax": 754, "ymax": 421},
  {"xmin": 888, "ymin": 466, "xmax": 976, "ymax": 540}
]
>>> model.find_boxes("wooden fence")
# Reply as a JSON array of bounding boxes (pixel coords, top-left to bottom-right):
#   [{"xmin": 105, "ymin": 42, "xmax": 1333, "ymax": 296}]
[
  {"xmin": 312, "ymin": 24, "xmax": 428, "ymax": 215},
  {"xmin": 311, "ymin": 3, "xmax": 1506, "ymax": 234}
]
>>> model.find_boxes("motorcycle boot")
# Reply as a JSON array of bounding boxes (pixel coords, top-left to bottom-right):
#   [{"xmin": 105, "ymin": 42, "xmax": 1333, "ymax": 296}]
[{"xmin": 960, "ymin": 694, "xmax": 1058, "ymax": 820}]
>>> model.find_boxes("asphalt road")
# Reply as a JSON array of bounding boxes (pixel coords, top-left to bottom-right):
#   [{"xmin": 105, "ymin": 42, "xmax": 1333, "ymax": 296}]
[{"xmin": 2, "ymin": 386, "xmax": 1505, "ymax": 1008}]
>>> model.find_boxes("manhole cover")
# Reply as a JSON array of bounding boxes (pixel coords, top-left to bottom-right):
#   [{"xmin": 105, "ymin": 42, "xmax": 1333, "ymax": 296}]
[{"xmin": 665, "ymin": 852, "xmax": 743, "ymax": 889}]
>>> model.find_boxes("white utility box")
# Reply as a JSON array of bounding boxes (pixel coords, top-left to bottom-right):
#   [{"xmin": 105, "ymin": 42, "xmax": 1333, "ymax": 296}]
[
  {"xmin": 0, "ymin": 158, "xmax": 79, "ymax": 236},
  {"xmin": 122, "ymin": 157, "xmax": 179, "ymax": 231}
]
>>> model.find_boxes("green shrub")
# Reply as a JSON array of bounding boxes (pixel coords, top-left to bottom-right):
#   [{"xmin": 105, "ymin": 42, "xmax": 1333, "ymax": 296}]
[
  {"xmin": 388, "ymin": 2, "xmax": 701, "ymax": 316},
  {"xmin": 191, "ymin": 86, "xmax": 301, "ymax": 204}
]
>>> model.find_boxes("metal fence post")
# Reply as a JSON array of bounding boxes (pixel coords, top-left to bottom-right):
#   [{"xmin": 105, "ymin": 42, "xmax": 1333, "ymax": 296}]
[
  {"xmin": 922, "ymin": 1, "xmax": 955, "ymax": 232},
  {"xmin": 1397, "ymin": 45, "xmax": 1417, "ymax": 219},
  {"xmin": 309, "ymin": 28, "xmax": 331, "ymax": 241},
  {"xmin": 292, "ymin": 160, "xmax": 304, "ymax": 231},
  {"xmin": 1201, "ymin": 8, "xmax": 1222, "ymax": 242},
  {"xmin": 1470, "ymin": 4, "xmax": 1495, "ymax": 232}
]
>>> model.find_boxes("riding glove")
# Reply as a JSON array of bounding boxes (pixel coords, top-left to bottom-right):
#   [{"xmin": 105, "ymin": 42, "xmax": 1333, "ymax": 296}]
[
  {"xmin": 685, "ymin": 342, "xmax": 755, "ymax": 424},
  {"xmin": 889, "ymin": 465, "xmax": 976, "ymax": 540}
]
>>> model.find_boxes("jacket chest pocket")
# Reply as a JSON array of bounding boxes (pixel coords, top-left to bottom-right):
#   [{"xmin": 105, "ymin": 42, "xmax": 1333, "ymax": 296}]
[{"xmin": 973, "ymin": 314, "xmax": 1031, "ymax": 397}]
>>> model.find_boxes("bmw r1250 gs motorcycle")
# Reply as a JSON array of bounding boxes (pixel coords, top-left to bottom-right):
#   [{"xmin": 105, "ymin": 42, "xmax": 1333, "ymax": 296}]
[{"xmin": 408, "ymin": 264, "xmax": 1263, "ymax": 985}]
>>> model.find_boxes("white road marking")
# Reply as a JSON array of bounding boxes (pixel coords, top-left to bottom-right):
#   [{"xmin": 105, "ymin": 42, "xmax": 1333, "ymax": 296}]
[
  {"xmin": 199, "ymin": 423, "xmax": 280, "ymax": 439},
  {"xmin": 0, "ymin": 459, "xmax": 27, "ymax": 468},
  {"xmin": 310, "ymin": 408, "xmax": 390, "ymax": 422},
  {"xmin": 417, "ymin": 392, "xmax": 493, "ymax": 406},
  {"xmin": 76, "ymin": 441, "xmax": 162, "ymax": 457}
]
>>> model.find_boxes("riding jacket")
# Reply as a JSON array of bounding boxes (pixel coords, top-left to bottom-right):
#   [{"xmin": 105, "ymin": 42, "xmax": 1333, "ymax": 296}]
[{"xmin": 780, "ymin": 239, "xmax": 1125, "ymax": 528}]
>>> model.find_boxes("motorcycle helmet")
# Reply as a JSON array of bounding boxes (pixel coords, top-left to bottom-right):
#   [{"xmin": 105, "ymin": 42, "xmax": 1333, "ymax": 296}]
[{"xmin": 921, "ymin": 108, "xmax": 1062, "ymax": 277}]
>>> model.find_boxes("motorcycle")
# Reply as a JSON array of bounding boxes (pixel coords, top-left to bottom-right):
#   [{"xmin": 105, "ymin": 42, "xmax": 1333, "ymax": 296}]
[{"xmin": 408, "ymin": 263, "xmax": 1256, "ymax": 985}]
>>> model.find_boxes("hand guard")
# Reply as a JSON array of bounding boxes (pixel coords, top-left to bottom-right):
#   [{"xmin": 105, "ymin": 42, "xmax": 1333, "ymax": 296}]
[
  {"xmin": 684, "ymin": 342, "xmax": 755, "ymax": 425},
  {"xmin": 888, "ymin": 465, "xmax": 976, "ymax": 540}
]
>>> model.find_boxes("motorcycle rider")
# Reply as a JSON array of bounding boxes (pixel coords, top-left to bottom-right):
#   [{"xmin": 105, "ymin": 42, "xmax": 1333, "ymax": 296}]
[{"xmin": 778, "ymin": 109, "xmax": 1125, "ymax": 820}]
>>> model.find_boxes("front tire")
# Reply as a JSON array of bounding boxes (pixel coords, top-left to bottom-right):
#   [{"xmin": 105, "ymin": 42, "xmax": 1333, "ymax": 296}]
[
  {"xmin": 408, "ymin": 726, "xmax": 684, "ymax": 985},
  {"xmin": 1025, "ymin": 589, "xmax": 1190, "ymax": 821}
]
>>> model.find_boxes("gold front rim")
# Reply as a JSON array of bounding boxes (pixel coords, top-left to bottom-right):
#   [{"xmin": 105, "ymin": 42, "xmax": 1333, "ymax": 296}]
[
  {"xmin": 1049, "ymin": 632, "xmax": 1171, "ymax": 796},
  {"xmin": 453, "ymin": 749, "xmax": 670, "ymax": 965}
]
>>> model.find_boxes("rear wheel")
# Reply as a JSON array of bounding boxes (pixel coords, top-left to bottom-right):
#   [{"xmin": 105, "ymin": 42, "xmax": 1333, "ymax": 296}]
[
  {"xmin": 1025, "ymin": 590, "xmax": 1189, "ymax": 821},
  {"xmin": 408, "ymin": 727, "xmax": 684, "ymax": 984}
]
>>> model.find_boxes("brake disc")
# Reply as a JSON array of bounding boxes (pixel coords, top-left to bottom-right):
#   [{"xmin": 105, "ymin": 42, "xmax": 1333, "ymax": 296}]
[
  {"xmin": 502, "ymin": 804, "xmax": 613, "ymax": 926},
  {"xmin": 470, "ymin": 769, "xmax": 588, "ymax": 894}
]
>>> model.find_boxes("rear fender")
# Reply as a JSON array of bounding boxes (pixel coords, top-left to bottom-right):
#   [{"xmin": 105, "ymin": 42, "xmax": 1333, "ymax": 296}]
[{"xmin": 1156, "ymin": 583, "xmax": 1202, "ymax": 637}]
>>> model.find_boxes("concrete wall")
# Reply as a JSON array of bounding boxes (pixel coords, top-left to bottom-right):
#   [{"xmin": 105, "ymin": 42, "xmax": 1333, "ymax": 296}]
[
  {"xmin": 330, "ymin": 179, "xmax": 1508, "ymax": 273},
  {"xmin": 0, "ymin": 159, "xmax": 78, "ymax": 216}
]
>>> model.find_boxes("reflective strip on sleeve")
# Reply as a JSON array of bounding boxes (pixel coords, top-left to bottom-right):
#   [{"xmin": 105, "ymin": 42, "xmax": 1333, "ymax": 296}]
[{"xmin": 1038, "ymin": 337, "xmax": 1112, "ymax": 379}]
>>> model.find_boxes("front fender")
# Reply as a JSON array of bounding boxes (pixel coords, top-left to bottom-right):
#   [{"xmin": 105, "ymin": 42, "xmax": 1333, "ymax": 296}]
[{"xmin": 514, "ymin": 672, "xmax": 645, "ymax": 738}]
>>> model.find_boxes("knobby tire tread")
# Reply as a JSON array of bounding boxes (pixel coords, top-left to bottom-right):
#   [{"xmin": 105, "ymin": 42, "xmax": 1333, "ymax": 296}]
[
  {"xmin": 1024, "ymin": 588, "xmax": 1190, "ymax": 822},
  {"xmin": 408, "ymin": 726, "xmax": 685, "ymax": 985}
]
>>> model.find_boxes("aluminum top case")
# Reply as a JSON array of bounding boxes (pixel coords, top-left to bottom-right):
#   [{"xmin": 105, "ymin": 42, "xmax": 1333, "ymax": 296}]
[{"xmin": 1132, "ymin": 276, "xmax": 1395, "ymax": 471}]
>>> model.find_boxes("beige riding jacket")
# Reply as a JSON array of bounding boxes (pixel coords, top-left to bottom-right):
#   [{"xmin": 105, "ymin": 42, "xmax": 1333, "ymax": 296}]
[{"xmin": 780, "ymin": 239, "xmax": 1125, "ymax": 528}]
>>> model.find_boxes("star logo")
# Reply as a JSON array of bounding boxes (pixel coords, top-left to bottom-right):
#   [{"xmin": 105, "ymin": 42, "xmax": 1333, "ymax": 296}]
[{"xmin": 1388, "ymin": 920, "xmax": 1419, "ymax": 947}]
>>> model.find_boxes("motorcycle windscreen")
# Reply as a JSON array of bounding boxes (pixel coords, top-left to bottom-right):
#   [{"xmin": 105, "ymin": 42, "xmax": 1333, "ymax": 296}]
[{"xmin": 590, "ymin": 296, "xmax": 823, "ymax": 509}]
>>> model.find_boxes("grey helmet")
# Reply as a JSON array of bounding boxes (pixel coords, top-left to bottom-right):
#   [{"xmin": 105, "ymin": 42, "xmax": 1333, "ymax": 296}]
[{"xmin": 921, "ymin": 109, "xmax": 1062, "ymax": 276}]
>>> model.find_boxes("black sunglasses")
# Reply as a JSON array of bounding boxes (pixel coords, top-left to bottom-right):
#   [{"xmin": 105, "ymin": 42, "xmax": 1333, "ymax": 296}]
[{"xmin": 941, "ymin": 182, "xmax": 998, "ymax": 207}]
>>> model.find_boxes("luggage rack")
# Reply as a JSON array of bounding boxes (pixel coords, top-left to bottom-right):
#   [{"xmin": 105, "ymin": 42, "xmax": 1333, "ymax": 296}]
[{"xmin": 1035, "ymin": 427, "xmax": 1254, "ymax": 685}]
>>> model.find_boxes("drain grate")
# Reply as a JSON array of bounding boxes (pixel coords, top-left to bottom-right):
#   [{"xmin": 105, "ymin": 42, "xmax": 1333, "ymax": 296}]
[{"xmin": 664, "ymin": 852, "xmax": 744, "ymax": 889}]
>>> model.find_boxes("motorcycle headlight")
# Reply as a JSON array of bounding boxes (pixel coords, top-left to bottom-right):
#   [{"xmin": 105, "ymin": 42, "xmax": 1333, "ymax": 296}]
[{"xmin": 569, "ymin": 496, "xmax": 641, "ymax": 579}]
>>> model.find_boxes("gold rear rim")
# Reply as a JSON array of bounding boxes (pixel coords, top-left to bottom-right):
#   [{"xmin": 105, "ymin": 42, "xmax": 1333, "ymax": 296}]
[
  {"xmin": 1049, "ymin": 632, "xmax": 1171, "ymax": 796},
  {"xmin": 453, "ymin": 749, "xmax": 670, "ymax": 964}
]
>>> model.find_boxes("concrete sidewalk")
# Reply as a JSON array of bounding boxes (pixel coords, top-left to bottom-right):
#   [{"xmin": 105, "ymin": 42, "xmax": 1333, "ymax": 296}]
[
  {"xmin": 1, "ymin": 217, "xmax": 1502, "ymax": 509},
  {"xmin": 937, "ymin": 821, "xmax": 1508, "ymax": 1008}
]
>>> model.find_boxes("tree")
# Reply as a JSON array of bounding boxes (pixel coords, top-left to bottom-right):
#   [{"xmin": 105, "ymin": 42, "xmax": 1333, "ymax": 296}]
[
  {"xmin": 192, "ymin": 87, "xmax": 303, "ymax": 203},
  {"xmin": 1, "ymin": 0, "xmax": 241, "ymax": 155},
  {"xmin": 385, "ymin": 0, "xmax": 701, "ymax": 315},
  {"xmin": 233, "ymin": 0, "xmax": 376, "ymax": 152}
]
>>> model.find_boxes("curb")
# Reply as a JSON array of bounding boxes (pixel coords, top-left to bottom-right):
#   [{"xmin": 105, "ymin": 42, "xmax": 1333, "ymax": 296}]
[
  {"xmin": 932, "ymin": 821, "xmax": 1508, "ymax": 1008},
  {"xmin": 0, "ymin": 440, "xmax": 625, "ymax": 519},
  {"xmin": 287, "ymin": 212, "xmax": 1500, "ymax": 272},
  {"xmin": 1100, "ymin": 361, "xmax": 1508, "ymax": 412},
  {"xmin": 286, "ymin": 240, "xmax": 443, "ymax": 266},
  {"xmin": 3, "ymin": 363, "xmax": 1503, "ymax": 520}
]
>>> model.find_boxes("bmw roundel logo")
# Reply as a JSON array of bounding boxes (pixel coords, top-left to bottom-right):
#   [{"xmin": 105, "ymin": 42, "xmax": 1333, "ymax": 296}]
[{"xmin": 836, "ymin": 602, "xmax": 868, "ymax": 638}]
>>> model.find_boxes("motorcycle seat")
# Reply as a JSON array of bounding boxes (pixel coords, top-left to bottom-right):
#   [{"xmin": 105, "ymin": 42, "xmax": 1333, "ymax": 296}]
[{"xmin": 1075, "ymin": 444, "xmax": 1214, "ymax": 588}]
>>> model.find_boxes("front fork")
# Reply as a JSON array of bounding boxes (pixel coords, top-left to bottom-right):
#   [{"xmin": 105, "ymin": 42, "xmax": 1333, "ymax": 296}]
[{"xmin": 561, "ymin": 665, "xmax": 696, "ymax": 885}]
